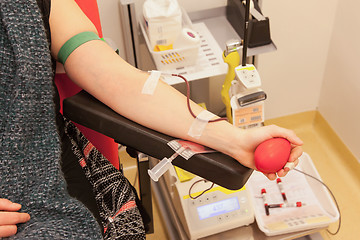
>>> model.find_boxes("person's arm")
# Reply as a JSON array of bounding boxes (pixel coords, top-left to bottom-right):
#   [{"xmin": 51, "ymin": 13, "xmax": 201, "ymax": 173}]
[
  {"xmin": 49, "ymin": 0, "xmax": 303, "ymax": 179},
  {"xmin": 0, "ymin": 199, "xmax": 31, "ymax": 237}
]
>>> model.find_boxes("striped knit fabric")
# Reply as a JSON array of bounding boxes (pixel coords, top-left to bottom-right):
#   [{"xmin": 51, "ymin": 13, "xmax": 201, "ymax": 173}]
[{"xmin": 64, "ymin": 118, "xmax": 146, "ymax": 239}]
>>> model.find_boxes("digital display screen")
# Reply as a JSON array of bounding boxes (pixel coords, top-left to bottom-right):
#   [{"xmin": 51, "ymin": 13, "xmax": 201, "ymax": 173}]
[{"xmin": 196, "ymin": 197, "xmax": 240, "ymax": 220}]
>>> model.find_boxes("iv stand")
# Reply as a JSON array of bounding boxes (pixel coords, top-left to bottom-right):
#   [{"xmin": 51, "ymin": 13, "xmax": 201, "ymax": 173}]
[{"xmin": 242, "ymin": 0, "xmax": 251, "ymax": 66}]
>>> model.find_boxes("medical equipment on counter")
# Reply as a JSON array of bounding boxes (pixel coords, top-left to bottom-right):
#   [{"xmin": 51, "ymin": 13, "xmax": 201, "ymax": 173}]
[
  {"xmin": 164, "ymin": 163, "xmax": 255, "ymax": 240},
  {"xmin": 223, "ymin": 51, "xmax": 267, "ymax": 129},
  {"xmin": 230, "ymin": 63, "xmax": 267, "ymax": 128},
  {"xmin": 221, "ymin": 0, "xmax": 267, "ymax": 128}
]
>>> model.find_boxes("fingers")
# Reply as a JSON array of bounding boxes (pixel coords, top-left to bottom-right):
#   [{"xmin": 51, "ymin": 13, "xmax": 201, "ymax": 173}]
[
  {"xmin": 0, "ymin": 212, "xmax": 30, "ymax": 225},
  {"xmin": 0, "ymin": 199, "xmax": 21, "ymax": 211},
  {"xmin": 289, "ymin": 145, "xmax": 303, "ymax": 162},
  {"xmin": 0, "ymin": 225, "xmax": 18, "ymax": 238},
  {"xmin": 0, "ymin": 199, "xmax": 30, "ymax": 238},
  {"xmin": 266, "ymin": 125, "xmax": 303, "ymax": 146},
  {"xmin": 264, "ymin": 172, "xmax": 277, "ymax": 181}
]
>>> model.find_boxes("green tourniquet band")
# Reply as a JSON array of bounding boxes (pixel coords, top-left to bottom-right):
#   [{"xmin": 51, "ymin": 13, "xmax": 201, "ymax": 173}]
[{"xmin": 57, "ymin": 31, "xmax": 100, "ymax": 65}]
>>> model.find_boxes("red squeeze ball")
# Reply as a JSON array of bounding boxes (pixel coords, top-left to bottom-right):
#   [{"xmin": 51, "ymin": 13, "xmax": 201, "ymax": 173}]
[{"xmin": 254, "ymin": 138, "xmax": 291, "ymax": 173}]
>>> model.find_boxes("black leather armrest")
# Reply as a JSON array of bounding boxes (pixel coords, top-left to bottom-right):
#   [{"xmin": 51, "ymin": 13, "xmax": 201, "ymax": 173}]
[{"xmin": 63, "ymin": 91, "xmax": 253, "ymax": 190}]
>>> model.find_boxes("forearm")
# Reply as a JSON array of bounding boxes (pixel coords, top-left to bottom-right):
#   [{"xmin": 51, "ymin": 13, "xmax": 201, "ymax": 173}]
[{"xmin": 63, "ymin": 40, "xmax": 243, "ymax": 157}]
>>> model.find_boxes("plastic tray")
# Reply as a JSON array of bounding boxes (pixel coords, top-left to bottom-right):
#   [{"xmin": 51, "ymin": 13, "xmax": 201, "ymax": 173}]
[
  {"xmin": 140, "ymin": 9, "xmax": 200, "ymax": 71},
  {"xmin": 246, "ymin": 152, "xmax": 340, "ymax": 236}
]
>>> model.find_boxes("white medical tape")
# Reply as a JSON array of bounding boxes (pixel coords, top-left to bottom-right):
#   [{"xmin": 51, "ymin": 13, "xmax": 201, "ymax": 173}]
[
  {"xmin": 284, "ymin": 161, "xmax": 296, "ymax": 171},
  {"xmin": 187, "ymin": 110, "xmax": 216, "ymax": 139},
  {"xmin": 167, "ymin": 140, "xmax": 195, "ymax": 160},
  {"xmin": 142, "ymin": 70, "xmax": 161, "ymax": 95}
]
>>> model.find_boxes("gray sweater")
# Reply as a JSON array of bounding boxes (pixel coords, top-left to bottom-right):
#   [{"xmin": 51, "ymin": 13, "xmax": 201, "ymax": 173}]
[{"xmin": 0, "ymin": 0, "xmax": 102, "ymax": 238}]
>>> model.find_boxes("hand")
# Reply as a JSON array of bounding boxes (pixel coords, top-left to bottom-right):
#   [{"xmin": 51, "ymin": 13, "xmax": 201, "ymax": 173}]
[
  {"xmin": 233, "ymin": 125, "xmax": 303, "ymax": 180},
  {"xmin": 0, "ymin": 199, "xmax": 30, "ymax": 238}
]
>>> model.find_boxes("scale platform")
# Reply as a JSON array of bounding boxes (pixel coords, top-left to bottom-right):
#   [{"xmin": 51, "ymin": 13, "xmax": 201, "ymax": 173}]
[{"xmin": 153, "ymin": 158, "xmax": 254, "ymax": 240}]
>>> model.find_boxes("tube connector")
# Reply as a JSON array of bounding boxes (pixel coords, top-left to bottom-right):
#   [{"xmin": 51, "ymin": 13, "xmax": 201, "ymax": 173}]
[
  {"xmin": 148, "ymin": 157, "xmax": 173, "ymax": 182},
  {"xmin": 148, "ymin": 146, "xmax": 187, "ymax": 181}
]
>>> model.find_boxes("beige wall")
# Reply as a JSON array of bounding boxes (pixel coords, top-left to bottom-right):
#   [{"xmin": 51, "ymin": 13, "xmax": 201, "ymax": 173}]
[
  {"xmin": 97, "ymin": 0, "xmax": 126, "ymax": 59},
  {"xmin": 318, "ymin": 0, "xmax": 360, "ymax": 162},
  {"xmin": 258, "ymin": 0, "xmax": 338, "ymax": 119}
]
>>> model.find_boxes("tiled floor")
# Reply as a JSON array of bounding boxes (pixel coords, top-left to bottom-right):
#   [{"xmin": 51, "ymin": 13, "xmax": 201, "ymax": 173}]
[{"xmin": 120, "ymin": 111, "xmax": 360, "ymax": 240}]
